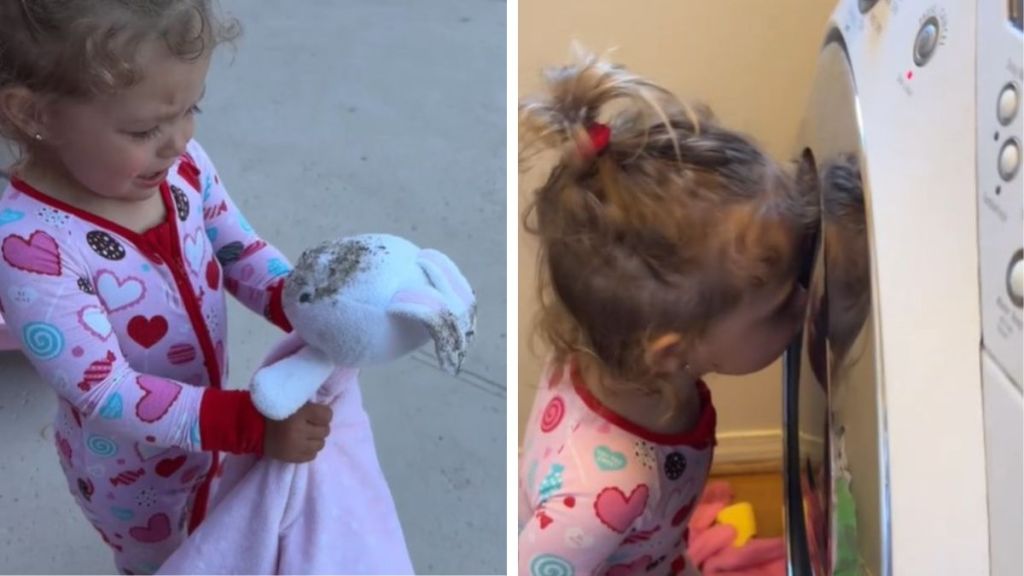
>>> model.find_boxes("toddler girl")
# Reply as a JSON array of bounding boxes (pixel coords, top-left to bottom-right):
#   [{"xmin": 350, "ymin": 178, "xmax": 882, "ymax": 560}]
[
  {"xmin": 518, "ymin": 54, "xmax": 817, "ymax": 575},
  {"xmin": 0, "ymin": 1, "xmax": 330, "ymax": 573}
]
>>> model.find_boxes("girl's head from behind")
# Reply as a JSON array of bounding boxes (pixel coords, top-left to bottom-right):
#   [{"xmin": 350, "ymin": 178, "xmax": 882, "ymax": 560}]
[
  {"xmin": 521, "ymin": 53, "xmax": 817, "ymax": 401},
  {"xmin": 0, "ymin": 0, "xmax": 238, "ymax": 200}
]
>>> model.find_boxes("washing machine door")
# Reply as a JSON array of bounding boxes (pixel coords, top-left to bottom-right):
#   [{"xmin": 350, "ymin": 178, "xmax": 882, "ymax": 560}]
[{"xmin": 783, "ymin": 30, "xmax": 891, "ymax": 576}]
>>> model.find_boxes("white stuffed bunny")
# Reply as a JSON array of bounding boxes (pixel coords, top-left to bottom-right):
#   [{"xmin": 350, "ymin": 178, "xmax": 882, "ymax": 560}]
[{"xmin": 251, "ymin": 233, "xmax": 476, "ymax": 420}]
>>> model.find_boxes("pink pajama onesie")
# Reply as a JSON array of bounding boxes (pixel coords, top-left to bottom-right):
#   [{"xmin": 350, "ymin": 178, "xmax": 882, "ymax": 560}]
[
  {"xmin": 519, "ymin": 361, "xmax": 717, "ymax": 576},
  {"xmin": 0, "ymin": 140, "xmax": 292, "ymax": 574}
]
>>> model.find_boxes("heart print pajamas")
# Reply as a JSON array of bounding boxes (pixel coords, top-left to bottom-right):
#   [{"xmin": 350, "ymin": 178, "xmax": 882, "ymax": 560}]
[
  {"xmin": 0, "ymin": 140, "xmax": 292, "ymax": 574},
  {"xmin": 519, "ymin": 362, "xmax": 717, "ymax": 576}
]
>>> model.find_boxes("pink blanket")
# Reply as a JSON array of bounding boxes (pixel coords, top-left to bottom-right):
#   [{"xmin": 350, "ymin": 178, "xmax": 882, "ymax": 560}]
[{"xmin": 159, "ymin": 333, "xmax": 413, "ymax": 574}]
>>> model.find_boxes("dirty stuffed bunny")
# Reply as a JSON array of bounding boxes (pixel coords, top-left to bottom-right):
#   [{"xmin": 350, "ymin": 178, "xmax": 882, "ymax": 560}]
[{"xmin": 159, "ymin": 234, "xmax": 476, "ymax": 575}]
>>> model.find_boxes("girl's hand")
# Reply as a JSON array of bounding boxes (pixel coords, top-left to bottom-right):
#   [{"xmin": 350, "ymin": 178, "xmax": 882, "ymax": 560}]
[{"xmin": 263, "ymin": 402, "xmax": 332, "ymax": 462}]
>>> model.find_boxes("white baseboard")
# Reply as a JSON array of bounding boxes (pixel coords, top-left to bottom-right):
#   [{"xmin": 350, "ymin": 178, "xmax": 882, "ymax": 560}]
[
  {"xmin": 713, "ymin": 429, "xmax": 783, "ymax": 466},
  {"xmin": 711, "ymin": 429, "xmax": 827, "ymax": 475}
]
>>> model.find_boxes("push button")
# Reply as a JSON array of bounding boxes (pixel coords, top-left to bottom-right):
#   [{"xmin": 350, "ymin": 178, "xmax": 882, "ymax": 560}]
[
  {"xmin": 998, "ymin": 83, "xmax": 1019, "ymax": 125},
  {"xmin": 1009, "ymin": 250, "xmax": 1023, "ymax": 308},
  {"xmin": 998, "ymin": 139, "xmax": 1020, "ymax": 181}
]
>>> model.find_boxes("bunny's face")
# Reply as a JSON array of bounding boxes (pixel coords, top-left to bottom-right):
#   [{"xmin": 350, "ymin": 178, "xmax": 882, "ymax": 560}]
[
  {"xmin": 282, "ymin": 238, "xmax": 393, "ymax": 366},
  {"xmin": 286, "ymin": 239, "xmax": 389, "ymax": 306}
]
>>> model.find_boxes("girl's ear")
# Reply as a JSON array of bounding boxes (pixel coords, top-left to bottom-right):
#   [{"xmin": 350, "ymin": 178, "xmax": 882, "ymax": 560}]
[
  {"xmin": 643, "ymin": 332, "xmax": 692, "ymax": 375},
  {"xmin": 0, "ymin": 87, "xmax": 46, "ymax": 140}
]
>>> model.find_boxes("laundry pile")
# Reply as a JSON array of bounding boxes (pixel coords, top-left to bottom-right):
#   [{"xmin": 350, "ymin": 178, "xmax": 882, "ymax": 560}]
[{"xmin": 685, "ymin": 480, "xmax": 787, "ymax": 576}]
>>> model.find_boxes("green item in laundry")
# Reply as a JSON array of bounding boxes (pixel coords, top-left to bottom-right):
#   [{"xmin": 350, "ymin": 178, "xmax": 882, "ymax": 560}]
[{"xmin": 833, "ymin": 474, "xmax": 860, "ymax": 576}]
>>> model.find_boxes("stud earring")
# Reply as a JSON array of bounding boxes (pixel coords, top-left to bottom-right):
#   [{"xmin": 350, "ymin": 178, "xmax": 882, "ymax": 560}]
[{"xmin": 33, "ymin": 133, "xmax": 42, "ymax": 141}]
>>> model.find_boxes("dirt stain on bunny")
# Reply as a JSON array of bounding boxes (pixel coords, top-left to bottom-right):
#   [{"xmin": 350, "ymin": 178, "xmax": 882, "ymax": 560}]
[
  {"xmin": 429, "ymin": 304, "xmax": 478, "ymax": 374},
  {"xmin": 287, "ymin": 240, "xmax": 387, "ymax": 304}
]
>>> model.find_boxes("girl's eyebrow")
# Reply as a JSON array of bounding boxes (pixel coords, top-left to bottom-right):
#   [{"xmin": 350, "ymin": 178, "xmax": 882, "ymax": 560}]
[{"xmin": 151, "ymin": 85, "xmax": 207, "ymax": 123}]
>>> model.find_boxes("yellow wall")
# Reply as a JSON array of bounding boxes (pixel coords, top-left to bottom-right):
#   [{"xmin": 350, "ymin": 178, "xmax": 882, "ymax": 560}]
[{"xmin": 518, "ymin": 0, "xmax": 836, "ymax": 446}]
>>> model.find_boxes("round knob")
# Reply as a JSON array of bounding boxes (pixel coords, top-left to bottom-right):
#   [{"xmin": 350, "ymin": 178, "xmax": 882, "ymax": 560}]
[
  {"xmin": 914, "ymin": 17, "xmax": 941, "ymax": 66},
  {"xmin": 1009, "ymin": 251, "xmax": 1023, "ymax": 308},
  {"xmin": 999, "ymin": 139, "xmax": 1021, "ymax": 181},
  {"xmin": 998, "ymin": 83, "xmax": 1020, "ymax": 125},
  {"xmin": 859, "ymin": 0, "xmax": 880, "ymax": 13}
]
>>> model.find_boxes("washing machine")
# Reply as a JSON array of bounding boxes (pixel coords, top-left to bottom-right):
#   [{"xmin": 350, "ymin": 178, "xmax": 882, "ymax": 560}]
[{"xmin": 782, "ymin": 0, "xmax": 1023, "ymax": 574}]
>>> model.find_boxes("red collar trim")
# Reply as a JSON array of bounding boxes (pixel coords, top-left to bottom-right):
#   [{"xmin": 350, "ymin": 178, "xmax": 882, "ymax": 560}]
[
  {"xmin": 570, "ymin": 361, "xmax": 717, "ymax": 447},
  {"xmin": 10, "ymin": 176, "xmax": 175, "ymax": 244}
]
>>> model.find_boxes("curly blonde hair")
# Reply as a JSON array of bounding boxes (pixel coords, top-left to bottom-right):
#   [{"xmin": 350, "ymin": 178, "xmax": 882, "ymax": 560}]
[
  {"xmin": 0, "ymin": 0, "xmax": 239, "ymax": 150},
  {"xmin": 521, "ymin": 52, "xmax": 817, "ymax": 408}
]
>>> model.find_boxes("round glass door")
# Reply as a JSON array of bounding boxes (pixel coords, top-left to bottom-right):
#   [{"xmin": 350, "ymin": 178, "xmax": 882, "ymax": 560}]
[{"xmin": 783, "ymin": 29, "xmax": 891, "ymax": 576}]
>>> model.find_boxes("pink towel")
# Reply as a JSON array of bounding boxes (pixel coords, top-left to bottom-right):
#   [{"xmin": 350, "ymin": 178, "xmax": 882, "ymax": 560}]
[
  {"xmin": 159, "ymin": 333, "xmax": 413, "ymax": 574},
  {"xmin": 686, "ymin": 480, "xmax": 786, "ymax": 576}
]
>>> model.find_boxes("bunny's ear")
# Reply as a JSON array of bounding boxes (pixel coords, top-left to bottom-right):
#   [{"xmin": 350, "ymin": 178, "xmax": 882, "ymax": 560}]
[
  {"xmin": 417, "ymin": 249, "xmax": 475, "ymax": 309},
  {"xmin": 388, "ymin": 249, "xmax": 476, "ymax": 374}
]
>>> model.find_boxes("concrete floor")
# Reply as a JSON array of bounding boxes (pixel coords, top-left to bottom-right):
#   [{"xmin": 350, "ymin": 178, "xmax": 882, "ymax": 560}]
[{"xmin": 0, "ymin": 1, "xmax": 505, "ymax": 573}]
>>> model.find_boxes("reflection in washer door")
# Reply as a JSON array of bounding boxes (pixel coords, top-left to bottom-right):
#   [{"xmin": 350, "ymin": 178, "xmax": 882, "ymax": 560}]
[{"xmin": 783, "ymin": 29, "xmax": 891, "ymax": 576}]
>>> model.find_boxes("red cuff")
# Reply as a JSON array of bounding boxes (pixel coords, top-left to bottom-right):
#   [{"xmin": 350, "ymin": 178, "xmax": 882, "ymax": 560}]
[
  {"xmin": 199, "ymin": 389, "xmax": 265, "ymax": 454},
  {"xmin": 266, "ymin": 279, "xmax": 293, "ymax": 333}
]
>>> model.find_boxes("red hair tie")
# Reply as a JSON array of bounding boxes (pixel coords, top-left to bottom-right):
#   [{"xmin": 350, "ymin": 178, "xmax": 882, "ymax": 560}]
[{"xmin": 586, "ymin": 122, "xmax": 611, "ymax": 156}]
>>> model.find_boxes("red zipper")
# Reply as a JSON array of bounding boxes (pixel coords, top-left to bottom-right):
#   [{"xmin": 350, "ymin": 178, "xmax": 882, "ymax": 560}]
[
  {"xmin": 155, "ymin": 185, "xmax": 223, "ymax": 534},
  {"xmin": 166, "ymin": 251, "xmax": 221, "ymax": 389}
]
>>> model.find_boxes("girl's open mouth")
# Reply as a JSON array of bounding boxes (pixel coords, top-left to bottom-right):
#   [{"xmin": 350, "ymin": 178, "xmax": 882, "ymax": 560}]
[{"xmin": 137, "ymin": 168, "xmax": 169, "ymax": 186}]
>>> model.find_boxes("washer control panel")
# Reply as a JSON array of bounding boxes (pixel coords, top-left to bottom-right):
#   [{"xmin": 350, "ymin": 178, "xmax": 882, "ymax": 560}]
[{"xmin": 978, "ymin": 0, "xmax": 1023, "ymax": 389}]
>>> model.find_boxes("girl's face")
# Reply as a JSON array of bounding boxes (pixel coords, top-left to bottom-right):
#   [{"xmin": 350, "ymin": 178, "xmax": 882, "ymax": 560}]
[
  {"xmin": 692, "ymin": 277, "xmax": 808, "ymax": 376},
  {"xmin": 40, "ymin": 41, "xmax": 211, "ymax": 201},
  {"xmin": 679, "ymin": 214, "xmax": 815, "ymax": 373}
]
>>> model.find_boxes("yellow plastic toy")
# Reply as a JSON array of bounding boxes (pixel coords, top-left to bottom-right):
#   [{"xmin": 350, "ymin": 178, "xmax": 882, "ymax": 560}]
[{"xmin": 716, "ymin": 501, "xmax": 758, "ymax": 547}]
